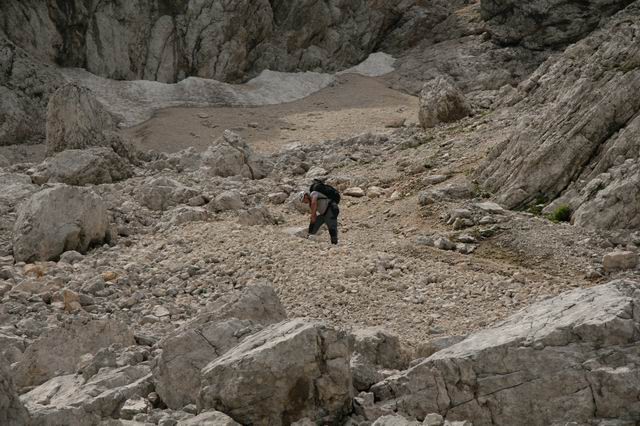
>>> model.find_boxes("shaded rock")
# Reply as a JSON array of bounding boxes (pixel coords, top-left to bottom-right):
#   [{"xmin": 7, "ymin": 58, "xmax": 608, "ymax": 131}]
[
  {"xmin": 198, "ymin": 319, "xmax": 353, "ymax": 426},
  {"xmin": 45, "ymin": 83, "xmax": 121, "ymax": 156},
  {"xmin": 237, "ymin": 206, "xmax": 276, "ymax": 226},
  {"xmin": 202, "ymin": 131, "xmax": 272, "ymax": 179},
  {"xmin": 34, "ymin": 147, "xmax": 133, "ymax": 186},
  {"xmin": 417, "ymin": 335, "xmax": 467, "ymax": 358},
  {"xmin": 419, "ymin": 76, "xmax": 471, "ymax": 129},
  {"xmin": 154, "ymin": 285, "xmax": 287, "ymax": 409},
  {"xmin": 21, "ymin": 364, "xmax": 153, "ymax": 426},
  {"xmin": 14, "ymin": 318, "xmax": 135, "ymax": 388},
  {"xmin": 372, "ymin": 280, "xmax": 640, "ymax": 425},
  {"xmin": 0, "ymin": 354, "xmax": 30, "ymax": 426},
  {"xmin": 13, "ymin": 185, "xmax": 110, "ymax": 262},
  {"xmin": 138, "ymin": 177, "xmax": 199, "ymax": 212}
]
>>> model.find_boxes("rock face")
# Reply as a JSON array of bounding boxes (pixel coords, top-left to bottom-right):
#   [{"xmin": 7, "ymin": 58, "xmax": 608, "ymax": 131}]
[
  {"xmin": 0, "ymin": 355, "xmax": 30, "ymax": 426},
  {"xmin": 14, "ymin": 318, "xmax": 135, "ymax": 389},
  {"xmin": 478, "ymin": 2, "xmax": 640, "ymax": 229},
  {"xmin": 34, "ymin": 147, "xmax": 133, "ymax": 186},
  {"xmin": 202, "ymin": 131, "xmax": 272, "ymax": 179},
  {"xmin": 372, "ymin": 280, "xmax": 640, "ymax": 425},
  {"xmin": 138, "ymin": 177, "xmax": 199, "ymax": 212},
  {"xmin": 419, "ymin": 76, "xmax": 471, "ymax": 129},
  {"xmin": 45, "ymin": 84, "xmax": 121, "ymax": 156},
  {"xmin": 481, "ymin": 0, "xmax": 635, "ymax": 49},
  {"xmin": 154, "ymin": 285, "xmax": 287, "ymax": 409},
  {"xmin": 12, "ymin": 185, "xmax": 111, "ymax": 262},
  {"xmin": 0, "ymin": 0, "xmax": 410, "ymax": 83},
  {"xmin": 198, "ymin": 318, "xmax": 353, "ymax": 425},
  {"xmin": 0, "ymin": 34, "xmax": 62, "ymax": 146}
]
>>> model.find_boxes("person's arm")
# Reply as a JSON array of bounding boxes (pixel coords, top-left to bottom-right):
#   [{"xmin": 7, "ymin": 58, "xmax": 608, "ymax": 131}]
[{"xmin": 310, "ymin": 194, "xmax": 318, "ymax": 223}]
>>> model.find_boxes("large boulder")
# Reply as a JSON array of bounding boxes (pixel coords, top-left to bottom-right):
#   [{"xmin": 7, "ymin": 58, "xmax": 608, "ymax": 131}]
[
  {"xmin": 372, "ymin": 280, "xmax": 640, "ymax": 425},
  {"xmin": 0, "ymin": 172, "xmax": 38, "ymax": 256},
  {"xmin": 201, "ymin": 130, "xmax": 272, "ymax": 179},
  {"xmin": 418, "ymin": 76, "xmax": 471, "ymax": 129},
  {"xmin": 154, "ymin": 285, "xmax": 287, "ymax": 409},
  {"xmin": 21, "ymin": 364, "xmax": 153, "ymax": 426},
  {"xmin": 478, "ymin": 3, "xmax": 640, "ymax": 230},
  {"xmin": 45, "ymin": 83, "xmax": 121, "ymax": 156},
  {"xmin": 137, "ymin": 177, "xmax": 199, "ymax": 211},
  {"xmin": 12, "ymin": 185, "xmax": 111, "ymax": 262},
  {"xmin": 198, "ymin": 318, "xmax": 353, "ymax": 425},
  {"xmin": 13, "ymin": 319, "xmax": 135, "ymax": 389},
  {"xmin": 34, "ymin": 147, "xmax": 133, "ymax": 186},
  {"xmin": 0, "ymin": 355, "xmax": 30, "ymax": 426}
]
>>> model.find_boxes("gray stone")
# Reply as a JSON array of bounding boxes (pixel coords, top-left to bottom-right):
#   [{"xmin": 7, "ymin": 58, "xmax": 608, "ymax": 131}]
[
  {"xmin": 138, "ymin": 177, "xmax": 199, "ymax": 212},
  {"xmin": 237, "ymin": 206, "xmax": 276, "ymax": 226},
  {"xmin": 198, "ymin": 318, "xmax": 353, "ymax": 426},
  {"xmin": 13, "ymin": 185, "xmax": 111, "ymax": 262},
  {"xmin": 419, "ymin": 76, "xmax": 471, "ymax": 129},
  {"xmin": 177, "ymin": 411, "xmax": 240, "ymax": 426},
  {"xmin": 202, "ymin": 131, "xmax": 272, "ymax": 179},
  {"xmin": 154, "ymin": 285, "xmax": 287, "ymax": 409},
  {"xmin": 208, "ymin": 191, "xmax": 245, "ymax": 213},
  {"xmin": 372, "ymin": 280, "xmax": 640, "ymax": 425},
  {"xmin": 0, "ymin": 354, "xmax": 30, "ymax": 426},
  {"xmin": 603, "ymin": 251, "xmax": 639, "ymax": 272}
]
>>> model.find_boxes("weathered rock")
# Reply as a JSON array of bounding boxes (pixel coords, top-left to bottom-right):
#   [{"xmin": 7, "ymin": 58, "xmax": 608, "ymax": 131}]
[
  {"xmin": 34, "ymin": 147, "xmax": 133, "ymax": 186},
  {"xmin": 138, "ymin": 177, "xmax": 199, "ymax": 212},
  {"xmin": 603, "ymin": 251, "xmax": 639, "ymax": 272},
  {"xmin": 13, "ymin": 185, "xmax": 111, "ymax": 262},
  {"xmin": 478, "ymin": 3, "xmax": 640, "ymax": 231},
  {"xmin": 208, "ymin": 191, "xmax": 245, "ymax": 213},
  {"xmin": 154, "ymin": 285, "xmax": 287, "ymax": 409},
  {"xmin": 372, "ymin": 280, "xmax": 640, "ymax": 425},
  {"xmin": 14, "ymin": 318, "xmax": 135, "ymax": 389},
  {"xmin": 0, "ymin": 354, "xmax": 30, "ymax": 426},
  {"xmin": 177, "ymin": 411, "xmax": 240, "ymax": 426},
  {"xmin": 45, "ymin": 84, "xmax": 120, "ymax": 156},
  {"xmin": 198, "ymin": 318, "xmax": 353, "ymax": 425},
  {"xmin": 419, "ymin": 76, "xmax": 471, "ymax": 129},
  {"xmin": 237, "ymin": 206, "xmax": 276, "ymax": 226},
  {"xmin": 372, "ymin": 414, "xmax": 420, "ymax": 426},
  {"xmin": 344, "ymin": 187, "xmax": 366, "ymax": 197},
  {"xmin": 202, "ymin": 131, "xmax": 272, "ymax": 179},
  {"xmin": 21, "ymin": 364, "xmax": 153, "ymax": 426}
]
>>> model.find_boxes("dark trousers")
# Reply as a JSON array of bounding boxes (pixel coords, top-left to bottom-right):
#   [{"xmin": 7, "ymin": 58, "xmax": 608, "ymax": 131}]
[{"xmin": 309, "ymin": 203, "xmax": 339, "ymax": 244}]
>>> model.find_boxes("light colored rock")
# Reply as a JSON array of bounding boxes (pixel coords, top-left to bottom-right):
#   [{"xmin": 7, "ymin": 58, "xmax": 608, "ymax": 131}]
[
  {"xmin": 372, "ymin": 280, "xmax": 640, "ymax": 425},
  {"xmin": 237, "ymin": 206, "xmax": 276, "ymax": 226},
  {"xmin": 268, "ymin": 192, "xmax": 288, "ymax": 204},
  {"xmin": 208, "ymin": 191, "xmax": 245, "ymax": 213},
  {"xmin": 119, "ymin": 396, "xmax": 151, "ymax": 420},
  {"xmin": 154, "ymin": 285, "xmax": 287, "ymax": 409},
  {"xmin": 198, "ymin": 318, "xmax": 353, "ymax": 425},
  {"xmin": 14, "ymin": 319, "xmax": 135, "ymax": 388},
  {"xmin": 35, "ymin": 147, "xmax": 133, "ymax": 186},
  {"xmin": 202, "ymin": 131, "xmax": 272, "ymax": 179},
  {"xmin": 434, "ymin": 237, "xmax": 456, "ymax": 251},
  {"xmin": 21, "ymin": 364, "xmax": 152, "ymax": 426},
  {"xmin": 0, "ymin": 354, "xmax": 30, "ymax": 426},
  {"xmin": 372, "ymin": 414, "xmax": 420, "ymax": 426},
  {"xmin": 603, "ymin": 251, "xmax": 639, "ymax": 273},
  {"xmin": 419, "ymin": 76, "xmax": 471, "ymax": 129},
  {"xmin": 423, "ymin": 413, "xmax": 444, "ymax": 426},
  {"xmin": 345, "ymin": 187, "xmax": 366, "ymax": 197},
  {"xmin": 177, "ymin": 411, "xmax": 240, "ymax": 426},
  {"xmin": 138, "ymin": 177, "xmax": 199, "ymax": 212},
  {"xmin": 13, "ymin": 185, "xmax": 111, "ymax": 262},
  {"xmin": 167, "ymin": 207, "xmax": 209, "ymax": 226},
  {"xmin": 306, "ymin": 166, "xmax": 328, "ymax": 179}
]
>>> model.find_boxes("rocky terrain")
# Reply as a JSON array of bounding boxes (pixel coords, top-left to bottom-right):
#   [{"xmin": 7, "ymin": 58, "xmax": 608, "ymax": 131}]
[{"xmin": 2, "ymin": 0, "xmax": 640, "ymax": 425}]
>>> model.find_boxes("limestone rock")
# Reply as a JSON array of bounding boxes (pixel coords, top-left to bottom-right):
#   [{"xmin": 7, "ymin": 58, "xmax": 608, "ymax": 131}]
[
  {"xmin": 177, "ymin": 411, "xmax": 240, "ymax": 426},
  {"xmin": 237, "ymin": 206, "xmax": 277, "ymax": 226},
  {"xmin": 138, "ymin": 177, "xmax": 199, "ymax": 212},
  {"xmin": 0, "ymin": 354, "xmax": 30, "ymax": 426},
  {"xmin": 198, "ymin": 318, "xmax": 353, "ymax": 425},
  {"xmin": 208, "ymin": 191, "xmax": 245, "ymax": 213},
  {"xmin": 202, "ymin": 131, "xmax": 272, "ymax": 179},
  {"xmin": 603, "ymin": 251, "xmax": 639, "ymax": 272},
  {"xmin": 372, "ymin": 280, "xmax": 640, "ymax": 424},
  {"xmin": 344, "ymin": 187, "xmax": 366, "ymax": 198},
  {"xmin": 154, "ymin": 285, "xmax": 287, "ymax": 409},
  {"xmin": 13, "ymin": 185, "xmax": 111, "ymax": 262},
  {"xmin": 45, "ymin": 84, "xmax": 118, "ymax": 156},
  {"xmin": 34, "ymin": 147, "xmax": 133, "ymax": 186},
  {"xmin": 21, "ymin": 364, "xmax": 153, "ymax": 426},
  {"xmin": 419, "ymin": 76, "xmax": 471, "ymax": 129},
  {"xmin": 372, "ymin": 414, "xmax": 421, "ymax": 426},
  {"xmin": 14, "ymin": 318, "xmax": 135, "ymax": 388}
]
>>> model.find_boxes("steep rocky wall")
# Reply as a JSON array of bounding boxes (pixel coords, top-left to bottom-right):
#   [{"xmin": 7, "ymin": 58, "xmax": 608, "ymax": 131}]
[
  {"xmin": 0, "ymin": 0, "xmax": 409, "ymax": 84},
  {"xmin": 477, "ymin": 1, "xmax": 640, "ymax": 230}
]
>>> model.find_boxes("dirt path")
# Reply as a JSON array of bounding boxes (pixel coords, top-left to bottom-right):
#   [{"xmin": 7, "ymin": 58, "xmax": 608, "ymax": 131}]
[{"xmin": 125, "ymin": 74, "xmax": 419, "ymax": 154}]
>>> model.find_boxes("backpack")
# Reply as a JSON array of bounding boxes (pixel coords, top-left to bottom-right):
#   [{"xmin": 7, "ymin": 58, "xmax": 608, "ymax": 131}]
[{"xmin": 310, "ymin": 179, "xmax": 341, "ymax": 204}]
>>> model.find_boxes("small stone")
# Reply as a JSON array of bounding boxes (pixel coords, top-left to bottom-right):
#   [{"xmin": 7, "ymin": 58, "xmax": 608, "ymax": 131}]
[
  {"xmin": 434, "ymin": 237, "xmax": 455, "ymax": 251},
  {"xmin": 120, "ymin": 396, "xmax": 151, "ymax": 420},
  {"xmin": 305, "ymin": 166, "xmax": 327, "ymax": 179},
  {"xmin": 423, "ymin": 413, "xmax": 444, "ymax": 426},
  {"xmin": 102, "ymin": 271, "xmax": 118, "ymax": 282},
  {"xmin": 62, "ymin": 289, "xmax": 82, "ymax": 313},
  {"xmin": 345, "ymin": 187, "xmax": 366, "ymax": 197},
  {"xmin": 59, "ymin": 250, "xmax": 84, "ymax": 264},
  {"xmin": 152, "ymin": 305, "xmax": 171, "ymax": 318},
  {"xmin": 268, "ymin": 192, "xmax": 288, "ymax": 204},
  {"xmin": 603, "ymin": 251, "xmax": 639, "ymax": 272}
]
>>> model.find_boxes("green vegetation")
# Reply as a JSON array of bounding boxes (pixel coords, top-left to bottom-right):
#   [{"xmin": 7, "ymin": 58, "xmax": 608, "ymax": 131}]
[{"xmin": 549, "ymin": 204, "xmax": 572, "ymax": 222}]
